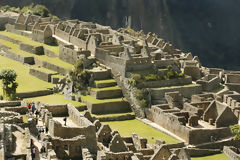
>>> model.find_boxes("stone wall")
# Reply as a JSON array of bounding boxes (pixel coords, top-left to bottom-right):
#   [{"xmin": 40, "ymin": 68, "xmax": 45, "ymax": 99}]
[
  {"xmin": 59, "ymin": 45, "xmax": 90, "ymax": 65},
  {"xmin": 5, "ymin": 106, "xmax": 28, "ymax": 115},
  {"xmin": 44, "ymin": 104, "xmax": 68, "ymax": 117},
  {"xmin": 16, "ymin": 90, "xmax": 53, "ymax": 99},
  {"xmin": 137, "ymin": 76, "xmax": 192, "ymax": 88},
  {"xmin": 149, "ymin": 105, "xmax": 233, "ymax": 145},
  {"xmin": 0, "ymin": 48, "xmax": 34, "ymax": 64},
  {"xmin": 197, "ymin": 74, "xmax": 221, "ymax": 92},
  {"xmin": 19, "ymin": 43, "xmax": 44, "ymax": 55},
  {"xmin": 29, "ymin": 68, "xmax": 57, "ymax": 82},
  {"xmin": 0, "ymin": 101, "xmax": 21, "ymax": 107},
  {"xmin": 223, "ymin": 146, "xmax": 240, "ymax": 160}
]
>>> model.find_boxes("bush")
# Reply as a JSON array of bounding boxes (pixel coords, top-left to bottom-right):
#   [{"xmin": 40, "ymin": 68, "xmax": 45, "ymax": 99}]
[
  {"xmin": 133, "ymin": 89, "xmax": 149, "ymax": 108},
  {"xmin": 144, "ymin": 74, "xmax": 158, "ymax": 81},
  {"xmin": 32, "ymin": 4, "xmax": 50, "ymax": 17},
  {"xmin": 128, "ymin": 74, "xmax": 143, "ymax": 87},
  {"xmin": 230, "ymin": 124, "xmax": 240, "ymax": 140}
]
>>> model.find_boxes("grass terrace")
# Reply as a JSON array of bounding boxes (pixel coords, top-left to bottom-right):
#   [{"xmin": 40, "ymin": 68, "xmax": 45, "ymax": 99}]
[
  {"xmin": 0, "ymin": 38, "xmax": 73, "ymax": 69},
  {"xmin": 94, "ymin": 79, "xmax": 116, "ymax": 84},
  {"xmin": 103, "ymin": 119, "xmax": 180, "ymax": 144},
  {"xmin": 191, "ymin": 153, "xmax": 229, "ymax": 160},
  {"xmin": 91, "ymin": 86, "xmax": 120, "ymax": 91},
  {"xmin": 81, "ymin": 95, "xmax": 125, "ymax": 104},
  {"xmin": 0, "ymin": 30, "xmax": 59, "ymax": 54},
  {"xmin": 0, "ymin": 55, "xmax": 54, "ymax": 94},
  {"xmin": 24, "ymin": 94, "xmax": 87, "ymax": 110}
]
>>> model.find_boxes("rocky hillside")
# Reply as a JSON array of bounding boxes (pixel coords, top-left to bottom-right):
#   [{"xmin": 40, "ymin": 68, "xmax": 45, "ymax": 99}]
[{"xmin": 1, "ymin": 0, "xmax": 240, "ymax": 70}]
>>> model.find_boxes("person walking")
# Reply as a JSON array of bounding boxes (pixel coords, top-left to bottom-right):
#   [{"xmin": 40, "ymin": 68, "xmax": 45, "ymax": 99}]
[
  {"xmin": 32, "ymin": 147, "xmax": 36, "ymax": 159},
  {"xmin": 63, "ymin": 117, "xmax": 67, "ymax": 126},
  {"xmin": 32, "ymin": 102, "xmax": 36, "ymax": 114}
]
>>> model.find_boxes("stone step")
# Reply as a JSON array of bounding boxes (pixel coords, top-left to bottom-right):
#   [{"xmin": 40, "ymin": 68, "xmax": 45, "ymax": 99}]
[
  {"xmin": 89, "ymin": 67, "xmax": 111, "ymax": 80},
  {"xmin": 94, "ymin": 79, "xmax": 117, "ymax": 88},
  {"xmin": 90, "ymin": 86, "xmax": 122, "ymax": 99},
  {"xmin": 81, "ymin": 96, "xmax": 131, "ymax": 114}
]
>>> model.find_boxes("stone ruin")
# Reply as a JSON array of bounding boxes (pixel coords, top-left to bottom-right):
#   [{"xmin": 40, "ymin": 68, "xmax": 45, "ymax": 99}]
[{"xmin": 0, "ymin": 12, "xmax": 240, "ymax": 159}]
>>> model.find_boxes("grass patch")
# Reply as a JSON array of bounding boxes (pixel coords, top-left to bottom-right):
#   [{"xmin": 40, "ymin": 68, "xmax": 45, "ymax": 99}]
[
  {"xmin": 81, "ymin": 95, "xmax": 125, "ymax": 104},
  {"xmin": 94, "ymin": 79, "xmax": 116, "ymax": 84},
  {"xmin": 0, "ymin": 38, "xmax": 73, "ymax": 69},
  {"xmin": 191, "ymin": 153, "xmax": 229, "ymax": 160},
  {"xmin": 102, "ymin": 119, "xmax": 180, "ymax": 144},
  {"xmin": 92, "ymin": 112, "xmax": 135, "ymax": 118},
  {"xmin": 91, "ymin": 86, "xmax": 120, "ymax": 91},
  {"xmin": 0, "ymin": 55, "xmax": 54, "ymax": 94},
  {"xmin": 24, "ymin": 94, "xmax": 86, "ymax": 109},
  {"xmin": 0, "ymin": 30, "xmax": 59, "ymax": 54}
]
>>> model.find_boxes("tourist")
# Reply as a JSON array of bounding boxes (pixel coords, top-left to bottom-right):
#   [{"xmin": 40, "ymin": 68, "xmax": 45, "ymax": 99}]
[
  {"xmin": 36, "ymin": 116, "xmax": 38, "ymax": 125},
  {"xmin": 32, "ymin": 147, "xmax": 36, "ymax": 159},
  {"xmin": 28, "ymin": 103, "xmax": 32, "ymax": 110},
  {"xmin": 45, "ymin": 126, "xmax": 48, "ymax": 133},
  {"xmin": 32, "ymin": 102, "xmax": 36, "ymax": 113},
  {"xmin": 63, "ymin": 117, "xmax": 67, "ymax": 126}
]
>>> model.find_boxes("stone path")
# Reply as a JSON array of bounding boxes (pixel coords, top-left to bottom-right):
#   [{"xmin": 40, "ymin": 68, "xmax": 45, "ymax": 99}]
[{"xmin": 138, "ymin": 118, "xmax": 186, "ymax": 142}]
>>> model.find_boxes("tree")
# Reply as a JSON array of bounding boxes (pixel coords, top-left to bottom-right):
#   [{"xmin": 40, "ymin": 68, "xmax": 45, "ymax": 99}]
[
  {"xmin": 0, "ymin": 69, "xmax": 18, "ymax": 100},
  {"xmin": 32, "ymin": 4, "xmax": 50, "ymax": 17},
  {"xmin": 68, "ymin": 59, "xmax": 91, "ymax": 93},
  {"xmin": 230, "ymin": 124, "xmax": 240, "ymax": 140}
]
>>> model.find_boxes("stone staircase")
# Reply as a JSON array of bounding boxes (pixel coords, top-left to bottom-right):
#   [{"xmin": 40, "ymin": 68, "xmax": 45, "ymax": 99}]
[{"xmin": 80, "ymin": 67, "xmax": 134, "ymax": 120}]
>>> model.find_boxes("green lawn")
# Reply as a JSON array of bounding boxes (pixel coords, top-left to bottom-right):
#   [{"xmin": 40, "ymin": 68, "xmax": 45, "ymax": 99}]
[
  {"xmin": 0, "ymin": 55, "xmax": 54, "ymax": 94},
  {"xmin": 0, "ymin": 38, "xmax": 73, "ymax": 69},
  {"xmin": 94, "ymin": 79, "xmax": 116, "ymax": 84},
  {"xmin": 81, "ymin": 95, "xmax": 124, "ymax": 104},
  {"xmin": 91, "ymin": 86, "xmax": 120, "ymax": 91},
  {"xmin": 102, "ymin": 119, "xmax": 180, "ymax": 144},
  {"xmin": 24, "ymin": 94, "xmax": 86, "ymax": 109},
  {"xmin": 191, "ymin": 153, "xmax": 229, "ymax": 160},
  {"xmin": 0, "ymin": 30, "xmax": 59, "ymax": 54}
]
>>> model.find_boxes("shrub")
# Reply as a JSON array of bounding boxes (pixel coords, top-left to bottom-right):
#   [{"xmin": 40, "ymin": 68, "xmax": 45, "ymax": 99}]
[
  {"xmin": 230, "ymin": 124, "xmax": 240, "ymax": 140},
  {"xmin": 32, "ymin": 4, "xmax": 50, "ymax": 17},
  {"xmin": 144, "ymin": 74, "xmax": 158, "ymax": 81},
  {"xmin": 133, "ymin": 89, "xmax": 149, "ymax": 108},
  {"xmin": 128, "ymin": 74, "xmax": 143, "ymax": 87}
]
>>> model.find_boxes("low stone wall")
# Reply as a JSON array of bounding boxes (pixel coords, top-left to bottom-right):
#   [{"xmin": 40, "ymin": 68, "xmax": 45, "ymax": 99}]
[
  {"xmin": 223, "ymin": 146, "xmax": 240, "ymax": 160},
  {"xmin": 83, "ymin": 100, "xmax": 131, "ymax": 114},
  {"xmin": 0, "ymin": 111, "xmax": 23, "ymax": 123},
  {"xmin": 0, "ymin": 48, "xmax": 35, "ymax": 64},
  {"xmin": 90, "ymin": 88, "xmax": 122, "ymax": 99},
  {"xmin": 0, "ymin": 16, "xmax": 9, "ymax": 30},
  {"xmin": 5, "ymin": 106, "xmax": 28, "ymax": 115},
  {"xmin": 0, "ymin": 34, "xmax": 21, "ymax": 44},
  {"xmin": 44, "ymin": 104, "xmax": 68, "ymax": 117},
  {"xmin": 41, "ymin": 60, "xmax": 70, "ymax": 75},
  {"xmin": 16, "ymin": 90, "xmax": 53, "ymax": 99},
  {"xmin": 151, "ymin": 84, "xmax": 202, "ymax": 102},
  {"xmin": 137, "ymin": 76, "xmax": 192, "ymax": 88},
  {"xmin": 187, "ymin": 148, "xmax": 221, "ymax": 157},
  {"xmin": 44, "ymin": 48, "xmax": 58, "ymax": 58},
  {"xmin": 6, "ymin": 24, "xmax": 32, "ymax": 38},
  {"xmin": 29, "ymin": 68, "xmax": 57, "ymax": 82},
  {"xmin": 95, "ymin": 114, "xmax": 135, "ymax": 122},
  {"xmin": 19, "ymin": 43, "xmax": 44, "ymax": 55},
  {"xmin": 226, "ymin": 83, "xmax": 240, "ymax": 93},
  {"xmin": 0, "ymin": 101, "xmax": 22, "ymax": 107}
]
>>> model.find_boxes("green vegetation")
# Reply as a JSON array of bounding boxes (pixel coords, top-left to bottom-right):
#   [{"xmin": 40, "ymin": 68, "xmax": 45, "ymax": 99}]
[
  {"xmin": 22, "ymin": 115, "xmax": 28, "ymax": 123},
  {"xmin": 0, "ymin": 69, "xmax": 18, "ymax": 100},
  {"xmin": 0, "ymin": 55, "xmax": 53, "ymax": 94},
  {"xmin": 103, "ymin": 119, "xmax": 180, "ymax": 144},
  {"xmin": 0, "ymin": 31, "xmax": 59, "ymax": 54},
  {"xmin": 81, "ymin": 95, "xmax": 124, "ymax": 104},
  {"xmin": 69, "ymin": 59, "xmax": 91, "ymax": 93},
  {"xmin": 24, "ymin": 94, "xmax": 86, "ymax": 109},
  {"xmin": 133, "ymin": 89, "xmax": 149, "ymax": 108},
  {"xmin": 230, "ymin": 124, "xmax": 240, "ymax": 140},
  {"xmin": 94, "ymin": 79, "xmax": 116, "ymax": 84},
  {"xmin": 0, "ymin": 38, "xmax": 72, "ymax": 69},
  {"xmin": 91, "ymin": 86, "xmax": 120, "ymax": 91},
  {"xmin": 191, "ymin": 153, "xmax": 229, "ymax": 160},
  {"xmin": 92, "ymin": 112, "xmax": 135, "ymax": 118},
  {"xmin": 0, "ymin": 3, "xmax": 51, "ymax": 18}
]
